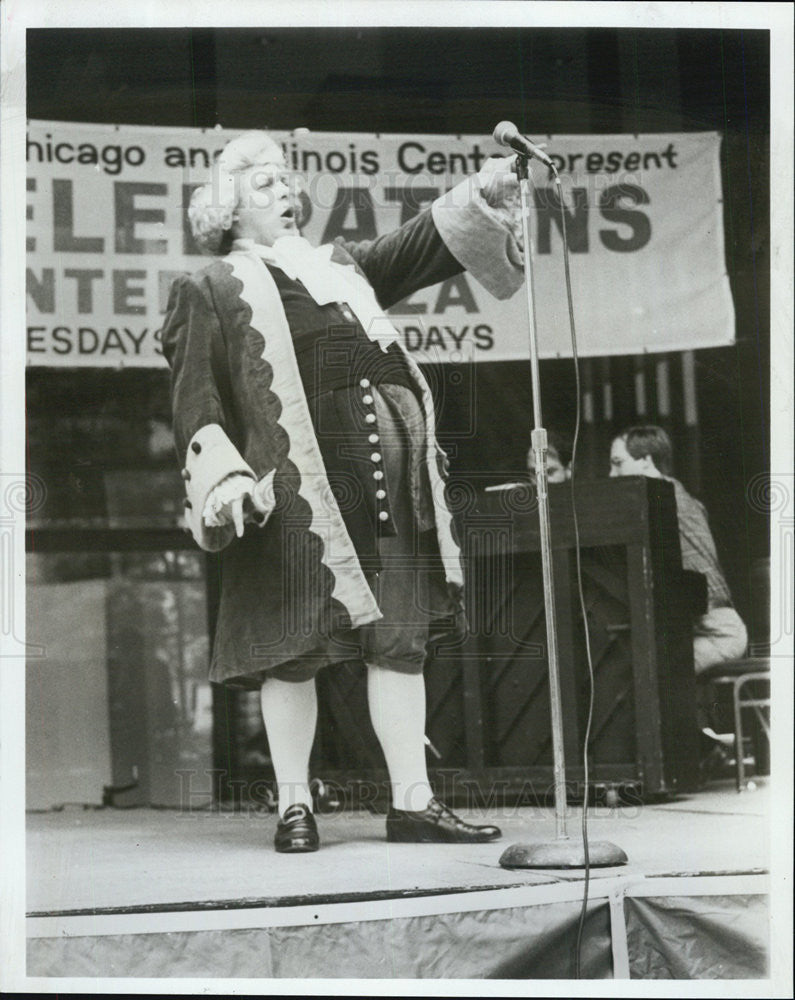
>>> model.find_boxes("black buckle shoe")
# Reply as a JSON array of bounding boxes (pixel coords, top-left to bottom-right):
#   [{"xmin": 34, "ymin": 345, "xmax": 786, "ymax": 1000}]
[
  {"xmin": 275, "ymin": 803, "xmax": 320, "ymax": 853},
  {"xmin": 386, "ymin": 797, "xmax": 501, "ymax": 843}
]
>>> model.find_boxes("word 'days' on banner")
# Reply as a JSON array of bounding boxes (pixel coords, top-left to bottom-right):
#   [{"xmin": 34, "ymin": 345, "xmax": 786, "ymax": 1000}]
[{"xmin": 25, "ymin": 121, "xmax": 735, "ymax": 367}]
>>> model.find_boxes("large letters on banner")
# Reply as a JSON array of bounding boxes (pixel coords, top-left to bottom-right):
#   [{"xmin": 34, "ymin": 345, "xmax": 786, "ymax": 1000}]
[{"xmin": 25, "ymin": 122, "xmax": 734, "ymax": 367}]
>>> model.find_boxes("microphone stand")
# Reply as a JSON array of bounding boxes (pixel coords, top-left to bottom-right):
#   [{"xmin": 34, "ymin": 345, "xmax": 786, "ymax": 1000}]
[{"xmin": 499, "ymin": 153, "xmax": 626, "ymax": 869}]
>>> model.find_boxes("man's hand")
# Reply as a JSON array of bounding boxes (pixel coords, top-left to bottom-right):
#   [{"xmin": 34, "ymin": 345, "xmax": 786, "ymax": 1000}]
[
  {"xmin": 202, "ymin": 473, "xmax": 255, "ymax": 536},
  {"xmin": 478, "ymin": 155, "xmax": 520, "ymax": 210}
]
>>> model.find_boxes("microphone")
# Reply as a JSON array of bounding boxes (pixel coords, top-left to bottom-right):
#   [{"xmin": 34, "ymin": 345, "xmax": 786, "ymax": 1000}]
[{"xmin": 493, "ymin": 121, "xmax": 553, "ymax": 168}]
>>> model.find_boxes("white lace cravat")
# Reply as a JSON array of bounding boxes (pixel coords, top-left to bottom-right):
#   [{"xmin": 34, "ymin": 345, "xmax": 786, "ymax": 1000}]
[{"xmin": 232, "ymin": 236, "xmax": 399, "ymax": 352}]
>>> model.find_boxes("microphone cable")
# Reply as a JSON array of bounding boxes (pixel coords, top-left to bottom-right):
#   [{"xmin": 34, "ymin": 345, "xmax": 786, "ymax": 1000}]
[{"xmin": 535, "ymin": 162, "xmax": 597, "ymax": 978}]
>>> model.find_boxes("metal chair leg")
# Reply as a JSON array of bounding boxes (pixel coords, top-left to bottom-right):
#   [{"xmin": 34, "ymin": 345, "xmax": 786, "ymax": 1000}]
[
  {"xmin": 733, "ymin": 677, "xmax": 745, "ymax": 792},
  {"xmin": 732, "ymin": 672, "xmax": 771, "ymax": 791}
]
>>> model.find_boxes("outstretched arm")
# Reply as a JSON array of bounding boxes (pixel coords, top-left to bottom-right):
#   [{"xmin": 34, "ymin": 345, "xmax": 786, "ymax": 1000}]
[
  {"xmin": 338, "ymin": 156, "xmax": 524, "ymax": 309},
  {"xmin": 335, "ymin": 206, "xmax": 462, "ymax": 310}
]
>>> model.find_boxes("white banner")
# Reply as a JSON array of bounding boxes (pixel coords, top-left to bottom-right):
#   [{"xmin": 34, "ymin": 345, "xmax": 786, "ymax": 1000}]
[{"xmin": 25, "ymin": 121, "xmax": 735, "ymax": 367}]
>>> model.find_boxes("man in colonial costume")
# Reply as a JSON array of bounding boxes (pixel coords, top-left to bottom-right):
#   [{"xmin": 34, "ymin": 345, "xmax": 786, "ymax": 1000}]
[{"xmin": 162, "ymin": 131, "xmax": 523, "ymax": 851}]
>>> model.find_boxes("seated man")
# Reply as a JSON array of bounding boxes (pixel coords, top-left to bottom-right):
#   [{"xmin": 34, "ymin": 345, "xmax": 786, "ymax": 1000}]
[
  {"xmin": 609, "ymin": 425, "xmax": 747, "ymax": 672},
  {"xmin": 527, "ymin": 428, "xmax": 573, "ymax": 484}
]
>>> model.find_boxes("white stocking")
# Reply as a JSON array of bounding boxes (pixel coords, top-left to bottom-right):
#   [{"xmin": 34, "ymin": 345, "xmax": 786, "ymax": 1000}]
[
  {"xmin": 259, "ymin": 676, "xmax": 317, "ymax": 817},
  {"xmin": 366, "ymin": 664, "xmax": 433, "ymax": 812}
]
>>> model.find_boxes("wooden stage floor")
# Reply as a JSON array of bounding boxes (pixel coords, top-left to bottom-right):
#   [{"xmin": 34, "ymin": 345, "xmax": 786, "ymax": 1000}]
[{"xmin": 28, "ymin": 778, "xmax": 768, "ymax": 916}]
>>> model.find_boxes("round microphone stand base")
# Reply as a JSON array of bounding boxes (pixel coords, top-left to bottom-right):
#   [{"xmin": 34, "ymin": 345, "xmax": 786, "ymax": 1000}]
[{"xmin": 499, "ymin": 840, "xmax": 628, "ymax": 870}]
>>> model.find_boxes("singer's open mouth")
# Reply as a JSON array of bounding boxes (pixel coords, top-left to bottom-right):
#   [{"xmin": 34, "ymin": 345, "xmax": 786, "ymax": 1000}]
[{"xmin": 281, "ymin": 208, "xmax": 294, "ymax": 219}]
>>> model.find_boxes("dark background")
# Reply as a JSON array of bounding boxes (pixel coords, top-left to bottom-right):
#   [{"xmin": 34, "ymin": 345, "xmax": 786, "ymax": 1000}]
[{"xmin": 26, "ymin": 27, "xmax": 770, "ymax": 633}]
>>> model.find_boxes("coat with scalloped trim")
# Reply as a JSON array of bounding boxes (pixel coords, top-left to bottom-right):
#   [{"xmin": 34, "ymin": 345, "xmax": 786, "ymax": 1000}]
[{"xmin": 161, "ymin": 207, "xmax": 490, "ymax": 685}]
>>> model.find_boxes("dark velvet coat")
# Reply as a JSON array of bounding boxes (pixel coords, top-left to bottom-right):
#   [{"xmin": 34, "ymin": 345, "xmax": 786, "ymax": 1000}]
[{"xmin": 161, "ymin": 209, "xmax": 477, "ymax": 683}]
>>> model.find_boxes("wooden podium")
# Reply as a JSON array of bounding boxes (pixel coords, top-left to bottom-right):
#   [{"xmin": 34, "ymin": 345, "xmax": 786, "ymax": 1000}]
[{"xmin": 421, "ymin": 475, "xmax": 702, "ymax": 800}]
